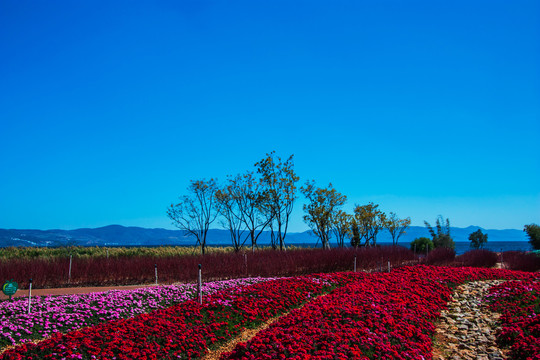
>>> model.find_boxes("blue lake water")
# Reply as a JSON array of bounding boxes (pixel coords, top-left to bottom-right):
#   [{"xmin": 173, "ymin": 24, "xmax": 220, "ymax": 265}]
[
  {"xmin": 451, "ymin": 241, "xmax": 531, "ymax": 255},
  {"xmin": 284, "ymin": 241, "xmax": 532, "ymax": 255}
]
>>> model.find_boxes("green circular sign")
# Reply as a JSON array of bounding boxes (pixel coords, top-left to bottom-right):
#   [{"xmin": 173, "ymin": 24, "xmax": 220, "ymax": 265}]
[{"xmin": 2, "ymin": 280, "xmax": 18, "ymax": 296}]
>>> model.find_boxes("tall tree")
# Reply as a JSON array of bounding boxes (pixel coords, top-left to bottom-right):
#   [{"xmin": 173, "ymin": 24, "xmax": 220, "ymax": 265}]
[
  {"xmin": 424, "ymin": 215, "xmax": 455, "ymax": 249},
  {"xmin": 215, "ymin": 181, "xmax": 246, "ymax": 252},
  {"xmin": 227, "ymin": 172, "xmax": 273, "ymax": 252},
  {"xmin": 524, "ymin": 224, "xmax": 540, "ymax": 250},
  {"xmin": 167, "ymin": 179, "xmax": 220, "ymax": 255},
  {"xmin": 255, "ymin": 151, "xmax": 299, "ymax": 251},
  {"xmin": 301, "ymin": 181, "xmax": 347, "ymax": 249},
  {"xmin": 387, "ymin": 212, "xmax": 411, "ymax": 246},
  {"xmin": 332, "ymin": 210, "xmax": 352, "ymax": 248},
  {"xmin": 353, "ymin": 202, "xmax": 388, "ymax": 246},
  {"xmin": 468, "ymin": 229, "xmax": 488, "ymax": 249}
]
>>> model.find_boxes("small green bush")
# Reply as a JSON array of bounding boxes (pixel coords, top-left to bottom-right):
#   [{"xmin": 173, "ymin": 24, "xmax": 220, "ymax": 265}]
[{"xmin": 410, "ymin": 237, "xmax": 434, "ymax": 253}]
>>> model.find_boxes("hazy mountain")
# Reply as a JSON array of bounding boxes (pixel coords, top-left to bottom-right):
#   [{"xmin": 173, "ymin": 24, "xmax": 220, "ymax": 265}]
[{"xmin": 0, "ymin": 224, "xmax": 528, "ymax": 248}]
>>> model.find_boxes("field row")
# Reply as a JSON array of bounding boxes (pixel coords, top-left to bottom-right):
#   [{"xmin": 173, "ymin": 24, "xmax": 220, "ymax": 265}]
[
  {"xmin": 1, "ymin": 265, "xmax": 538, "ymax": 359},
  {"xmin": 0, "ymin": 247, "xmax": 414, "ymax": 289}
]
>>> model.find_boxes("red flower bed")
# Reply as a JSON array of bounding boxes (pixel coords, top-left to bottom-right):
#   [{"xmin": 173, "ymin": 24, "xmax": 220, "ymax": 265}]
[
  {"xmin": 487, "ymin": 280, "xmax": 540, "ymax": 359},
  {"xmin": 222, "ymin": 266, "xmax": 539, "ymax": 360},
  {"xmin": 2, "ymin": 266, "xmax": 537, "ymax": 360},
  {"xmin": 0, "ymin": 273, "xmax": 363, "ymax": 360}
]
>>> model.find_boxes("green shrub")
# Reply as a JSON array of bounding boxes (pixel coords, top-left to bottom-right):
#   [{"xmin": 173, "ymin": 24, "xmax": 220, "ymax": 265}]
[
  {"xmin": 410, "ymin": 237, "xmax": 434, "ymax": 253},
  {"xmin": 524, "ymin": 224, "xmax": 540, "ymax": 250}
]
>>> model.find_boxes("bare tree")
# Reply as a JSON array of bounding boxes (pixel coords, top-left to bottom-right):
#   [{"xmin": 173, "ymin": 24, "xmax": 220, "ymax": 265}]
[
  {"xmin": 228, "ymin": 172, "xmax": 273, "ymax": 252},
  {"xmin": 167, "ymin": 179, "xmax": 220, "ymax": 255},
  {"xmin": 301, "ymin": 181, "xmax": 346, "ymax": 249},
  {"xmin": 255, "ymin": 152, "xmax": 299, "ymax": 251},
  {"xmin": 215, "ymin": 182, "xmax": 247, "ymax": 252},
  {"xmin": 387, "ymin": 212, "xmax": 411, "ymax": 246}
]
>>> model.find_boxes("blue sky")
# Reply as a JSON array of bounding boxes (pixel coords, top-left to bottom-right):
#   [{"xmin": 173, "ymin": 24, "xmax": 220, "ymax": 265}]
[{"xmin": 1, "ymin": 0, "xmax": 539, "ymax": 232}]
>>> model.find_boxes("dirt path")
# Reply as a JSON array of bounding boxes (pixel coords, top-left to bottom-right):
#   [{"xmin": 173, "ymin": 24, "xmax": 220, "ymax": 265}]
[
  {"xmin": 202, "ymin": 310, "xmax": 292, "ymax": 360},
  {"xmin": 0, "ymin": 283, "xmax": 159, "ymax": 300},
  {"xmin": 202, "ymin": 292, "xmax": 331, "ymax": 360}
]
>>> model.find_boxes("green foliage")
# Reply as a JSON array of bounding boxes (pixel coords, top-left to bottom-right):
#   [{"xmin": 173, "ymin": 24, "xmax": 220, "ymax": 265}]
[
  {"xmin": 524, "ymin": 224, "xmax": 540, "ymax": 250},
  {"xmin": 332, "ymin": 210, "xmax": 352, "ymax": 247},
  {"xmin": 424, "ymin": 215, "xmax": 455, "ymax": 250},
  {"xmin": 352, "ymin": 202, "xmax": 387, "ymax": 246},
  {"xmin": 468, "ymin": 229, "xmax": 488, "ymax": 249},
  {"xmin": 255, "ymin": 151, "xmax": 299, "ymax": 251},
  {"xmin": 301, "ymin": 181, "xmax": 347, "ymax": 249},
  {"xmin": 410, "ymin": 237, "xmax": 434, "ymax": 253},
  {"xmin": 386, "ymin": 212, "xmax": 411, "ymax": 246}
]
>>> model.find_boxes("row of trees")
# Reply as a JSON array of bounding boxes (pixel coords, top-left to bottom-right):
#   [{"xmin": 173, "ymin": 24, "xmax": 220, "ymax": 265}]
[
  {"xmin": 410, "ymin": 222, "xmax": 540, "ymax": 254},
  {"xmin": 410, "ymin": 223, "xmax": 486, "ymax": 253},
  {"xmin": 167, "ymin": 152, "xmax": 298, "ymax": 254},
  {"xmin": 167, "ymin": 152, "xmax": 419, "ymax": 254}
]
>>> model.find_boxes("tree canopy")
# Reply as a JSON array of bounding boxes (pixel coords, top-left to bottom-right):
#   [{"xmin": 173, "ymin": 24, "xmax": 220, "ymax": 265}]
[
  {"xmin": 524, "ymin": 224, "xmax": 540, "ymax": 250},
  {"xmin": 424, "ymin": 215, "xmax": 455, "ymax": 250},
  {"xmin": 387, "ymin": 212, "xmax": 411, "ymax": 246},
  {"xmin": 468, "ymin": 229, "xmax": 488, "ymax": 249},
  {"xmin": 301, "ymin": 181, "xmax": 346, "ymax": 249},
  {"xmin": 255, "ymin": 152, "xmax": 299, "ymax": 250},
  {"xmin": 352, "ymin": 202, "xmax": 388, "ymax": 247}
]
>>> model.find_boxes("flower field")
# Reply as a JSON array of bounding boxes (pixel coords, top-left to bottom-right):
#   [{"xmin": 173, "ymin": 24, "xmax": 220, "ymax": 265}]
[
  {"xmin": 487, "ymin": 280, "xmax": 540, "ymax": 359},
  {"xmin": 1, "ymin": 266, "xmax": 538, "ymax": 359},
  {"xmin": 0, "ymin": 278, "xmax": 272, "ymax": 349}
]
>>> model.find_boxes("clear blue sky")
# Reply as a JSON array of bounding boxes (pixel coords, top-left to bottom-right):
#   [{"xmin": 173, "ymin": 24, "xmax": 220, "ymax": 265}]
[{"xmin": 1, "ymin": 1, "xmax": 539, "ymax": 232}]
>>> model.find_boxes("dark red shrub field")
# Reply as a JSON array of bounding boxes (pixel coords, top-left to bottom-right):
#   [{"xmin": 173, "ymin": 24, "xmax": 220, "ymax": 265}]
[
  {"xmin": 424, "ymin": 247, "xmax": 455, "ymax": 265},
  {"xmin": 0, "ymin": 246, "xmax": 415, "ymax": 289},
  {"xmin": 456, "ymin": 249, "xmax": 498, "ymax": 268},
  {"xmin": 502, "ymin": 251, "xmax": 540, "ymax": 272}
]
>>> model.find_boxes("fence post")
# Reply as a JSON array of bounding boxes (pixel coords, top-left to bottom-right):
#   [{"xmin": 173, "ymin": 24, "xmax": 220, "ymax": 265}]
[
  {"xmin": 27, "ymin": 278, "xmax": 32, "ymax": 314},
  {"xmin": 387, "ymin": 261, "xmax": 390, "ymax": 273},
  {"xmin": 68, "ymin": 255, "xmax": 72, "ymax": 284},
  {"xmin": 155, "ymin": 264, "xmax": 158, "ymax": 285},
  {"xmin": 197, "ymin": 264, "xmax": 202, "ymax": 305},
  {"xmin": 353, "ymin": 255, "xmax": 357, "ymax": 272}
]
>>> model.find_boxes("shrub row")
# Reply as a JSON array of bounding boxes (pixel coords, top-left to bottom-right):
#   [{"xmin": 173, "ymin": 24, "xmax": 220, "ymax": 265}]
[
  {"xmin": 424, "ymin": 249, "xmax": 539, "ymax": 271},
  {"xmin": 502, "ymin": 251, "xmax": 540, "ymax": 272},
  {"xmin": 0, "ymin": 246, "xmax": 415, "ymax": 289}
]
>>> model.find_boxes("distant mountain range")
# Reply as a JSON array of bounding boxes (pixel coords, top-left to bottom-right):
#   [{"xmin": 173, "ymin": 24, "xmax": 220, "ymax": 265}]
[{"xmin": 0, "ymin": 224, "xmax": 528, "ymax": 248}]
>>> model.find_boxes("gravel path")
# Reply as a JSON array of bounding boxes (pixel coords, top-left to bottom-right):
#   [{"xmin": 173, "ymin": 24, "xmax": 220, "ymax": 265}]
[{"xmin": 434, "ymin": 280, "xmax": 508, "ymax": 360}]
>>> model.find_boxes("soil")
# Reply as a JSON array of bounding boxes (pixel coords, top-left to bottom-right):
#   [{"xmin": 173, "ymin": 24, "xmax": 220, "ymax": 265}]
[{"xmin": 0, "ymin": 283, "xmax": 159, "ymax": 301}]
